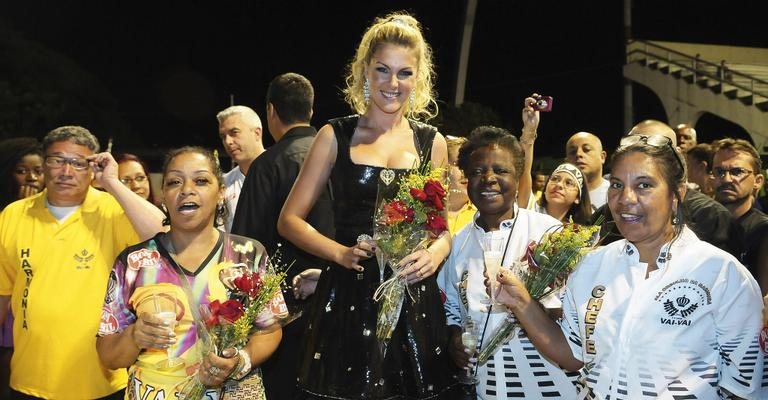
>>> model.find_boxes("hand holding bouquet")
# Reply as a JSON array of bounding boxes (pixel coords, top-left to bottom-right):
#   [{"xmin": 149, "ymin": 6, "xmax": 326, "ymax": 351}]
[
  {"xmin": 477, "ymin": 223, "xmax": 600, "ymax": 365},
  {"xmin": 176, "ymin": 246, "xmax": 288, "ymax": 399},
  {"xmin": 372, "ymin": 162, "xmax": 447, "ymax": 354}
]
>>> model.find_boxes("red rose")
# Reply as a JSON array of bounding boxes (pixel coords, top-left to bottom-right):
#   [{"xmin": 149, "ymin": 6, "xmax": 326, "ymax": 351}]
[
  {"xmin": 431, "ymin": 196, "xmax": 444, "ymax": 211},
  {"xmin": 425, "ymin": 212, "xmax": 448, "ymax": 236},
  {"xmin": 410, "ymin": 188, "xmax": 428, "ymax": 202},
  {"xmin": 423, "ymin": 180, "xmax": 446, "ymax": 211},
  {"xmin": 206, "ymin": 300, "xmax": 223, "ymax": 326},
  {"xmin": 208, "ymin": 299, "xmax": 244, "ymax": 324},
  {"xmin": 219, "ymin": 299, "xmax": 245, "ymax": 323},
  {"xmin": 424, "ymin": 180, "xmax": 446, "ymax": 197},
  {"xmin": 383, "ymin": 200, "xmax": 412, "ymax": 225},
  {"xmin": 234, "ymin": 271, "xmax": 263, "ymax": 298},
  {"xmin": 404, "ymin": 207, "xmax": 415, "ymax": 223}
]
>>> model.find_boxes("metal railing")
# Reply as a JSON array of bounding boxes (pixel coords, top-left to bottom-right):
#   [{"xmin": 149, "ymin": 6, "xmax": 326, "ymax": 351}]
[{"xmin": 626, "ymin": 39, "xmax": 768, "ymax": 100}]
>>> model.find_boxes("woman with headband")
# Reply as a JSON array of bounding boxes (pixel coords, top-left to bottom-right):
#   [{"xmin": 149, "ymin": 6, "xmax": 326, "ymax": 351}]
[{"xmin": 535, "ymin": 162, "xmax": 592, "ymax": 224}]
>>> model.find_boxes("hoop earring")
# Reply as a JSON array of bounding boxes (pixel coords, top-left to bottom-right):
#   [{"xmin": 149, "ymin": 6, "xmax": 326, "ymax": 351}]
[
  {"xmin": 160, "ymin": 203, "xmax": 170, "ymax": 226},
  {"xmin": 363, "ymin": 78, "xmax": 370, "ymax": 105}
]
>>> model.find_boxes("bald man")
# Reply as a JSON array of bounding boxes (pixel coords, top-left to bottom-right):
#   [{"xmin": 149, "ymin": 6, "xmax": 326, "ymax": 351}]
[
  {"xmin": 565, "ymin": 132, "xmax": 608, "ymax": 210},
  {"xmin": 627, "ymin": 119, "xmax": 677, "ymax": 140},
  {"xmin": 628, "ymin": 120, "xmax": 704, "ymax": 193},
  {"xmin": 675, "ymin": 123, "xmax": 697, "ymax": 153}
]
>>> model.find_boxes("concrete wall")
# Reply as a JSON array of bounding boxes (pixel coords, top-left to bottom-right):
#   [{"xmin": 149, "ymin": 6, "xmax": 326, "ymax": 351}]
[{"xmin": 624, "ymin": 62, "xmax": 768, "ymax": 153}]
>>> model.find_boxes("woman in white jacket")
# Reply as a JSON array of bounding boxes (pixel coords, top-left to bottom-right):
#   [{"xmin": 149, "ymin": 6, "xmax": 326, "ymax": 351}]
[
  {"xmin": 497, "ymin": 134, "xmax": 766, "ymax": 399},
  {"xmin": 438, "ymin": 125, "xmax": 577, "ymax": 399}
]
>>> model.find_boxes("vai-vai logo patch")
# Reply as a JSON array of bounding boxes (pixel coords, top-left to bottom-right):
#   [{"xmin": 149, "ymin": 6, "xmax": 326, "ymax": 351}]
[
  {"xmin": 655, "ymin": 278, "xmax": 711, "ymax": 326},
  {"xmin": 663, "ymin": 295, "xmax": 697, "ymax": 318},
  {"xmin": 73, "ymin": 248, "xmax": 95, "ymax": 269}
]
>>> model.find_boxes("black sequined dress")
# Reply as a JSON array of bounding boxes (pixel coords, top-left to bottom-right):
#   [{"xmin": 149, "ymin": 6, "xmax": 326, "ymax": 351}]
[{"xmin": 296, "ymin": 115, "xmax": 453, "ymax": 399}]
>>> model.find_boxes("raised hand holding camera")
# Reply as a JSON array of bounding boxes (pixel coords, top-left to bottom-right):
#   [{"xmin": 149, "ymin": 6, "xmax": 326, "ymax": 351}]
[{"xmin": 532, "ymin": 94, "xmax": 553, "ymax": 112}]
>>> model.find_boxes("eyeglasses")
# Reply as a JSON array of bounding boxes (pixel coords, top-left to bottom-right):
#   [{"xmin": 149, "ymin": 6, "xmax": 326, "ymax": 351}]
[
  {"xmin": 547, "ymin": 174, "xmax": 579, "ymax": 190},
  {"xmin": 120, "ymin": 175, "xmax": 148, "ymax": 185},
  {"xmin": 711, "ymin": 166, "xmax": 755, "ymax": 180},
  {"xmin": 618, "ymin": 135, "xmax": 685, "ymax": 172},
  {"xmin": 44, "ymin": 155, "xmax": 90, "ymax": 171}
]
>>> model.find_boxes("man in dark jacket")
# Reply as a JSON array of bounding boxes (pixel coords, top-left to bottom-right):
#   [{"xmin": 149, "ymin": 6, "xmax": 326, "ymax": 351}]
[
  {"xmin": 712, "ymin": 138, "xmax": 768, "ymax": 293},
  {"xmin": 231, "ymin": 72, "xmax": 334, "ymax": 399}
]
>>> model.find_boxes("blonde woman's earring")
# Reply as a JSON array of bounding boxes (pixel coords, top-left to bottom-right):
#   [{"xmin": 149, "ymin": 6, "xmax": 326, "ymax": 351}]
[{"xmin": 363, "ymin": 78, "xmax": 371, "ymax": 105}]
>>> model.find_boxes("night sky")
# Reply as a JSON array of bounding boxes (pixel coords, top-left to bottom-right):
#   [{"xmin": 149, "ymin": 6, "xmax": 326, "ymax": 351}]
[{"xmin": 1, "ymin": 1, "xmax": 762, "ymax": 167}]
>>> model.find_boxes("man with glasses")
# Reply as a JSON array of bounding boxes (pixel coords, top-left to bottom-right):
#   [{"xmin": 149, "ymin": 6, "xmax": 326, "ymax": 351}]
[
  {"xmin": 0, "ymin": 126, "xmax": 164, "ymax": 399},
  {"xmin": 712, "ymin": 138, "xmax": 768, "ymax": 293}
]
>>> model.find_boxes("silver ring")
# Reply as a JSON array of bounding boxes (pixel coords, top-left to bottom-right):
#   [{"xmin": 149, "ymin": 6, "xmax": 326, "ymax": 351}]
[
  {"xmin": 356, "ymin": 234, "xmax": 373, "ymax": 245},
  {"xmin": 209, "ymin": 366, "xmax": 222, "ymax": 375}
]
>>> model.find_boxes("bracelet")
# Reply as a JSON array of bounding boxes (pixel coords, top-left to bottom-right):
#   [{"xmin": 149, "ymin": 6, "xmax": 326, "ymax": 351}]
[{"xmin": 229, "ymin": 349, "xmax": 252, "ymax": 380}]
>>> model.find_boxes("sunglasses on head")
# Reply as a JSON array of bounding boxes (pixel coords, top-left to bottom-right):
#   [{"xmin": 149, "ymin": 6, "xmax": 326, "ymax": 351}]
[{"xmin": 618, "ymin": 135, "xmax": 685, "ymax": 172}]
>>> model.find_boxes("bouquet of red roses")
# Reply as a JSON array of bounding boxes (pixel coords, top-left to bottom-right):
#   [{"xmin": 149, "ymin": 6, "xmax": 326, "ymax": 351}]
[
  {"xmin": 206, "ymin": 264, "xmax": 287, "ymax": 349},
  {"xmin": 176, "ymin": 246, "xmax": 288, "ymax": 399},
  {"xmin": 372, "ymin": 162, "xmax": 447, "ymax": 353}
]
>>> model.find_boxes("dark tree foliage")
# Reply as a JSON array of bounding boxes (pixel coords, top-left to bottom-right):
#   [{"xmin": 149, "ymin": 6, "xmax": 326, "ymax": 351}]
[
  {"xmin": 0, "ymin": 21, "xmax": 130, "ymax": 144},
  {"xmin": 432, "ymin": 101, "xmax": 503, "ymax": 138}
]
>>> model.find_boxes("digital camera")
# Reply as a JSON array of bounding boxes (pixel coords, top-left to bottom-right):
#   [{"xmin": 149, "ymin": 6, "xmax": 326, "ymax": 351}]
[{"xmin": 532, "ymin": 95, "xmax": 553, "ymax": 112}]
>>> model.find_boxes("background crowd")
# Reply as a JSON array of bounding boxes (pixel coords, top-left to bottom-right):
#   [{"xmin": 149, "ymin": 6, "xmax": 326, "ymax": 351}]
[{"xmin": 0, "ymin": 11, "xmax": 766, "ymax": 400}]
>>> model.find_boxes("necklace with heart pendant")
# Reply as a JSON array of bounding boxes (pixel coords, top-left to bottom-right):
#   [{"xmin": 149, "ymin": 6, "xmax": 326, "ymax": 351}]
[{"xmin": 379, "ymin": 168, "xmax": 395, "ymax": 186}]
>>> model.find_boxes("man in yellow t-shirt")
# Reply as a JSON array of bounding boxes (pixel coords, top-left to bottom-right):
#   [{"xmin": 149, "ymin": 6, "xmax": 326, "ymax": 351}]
[{"xmin": 0, "ymin": 126, "xmax": 164, "ymax": 399}]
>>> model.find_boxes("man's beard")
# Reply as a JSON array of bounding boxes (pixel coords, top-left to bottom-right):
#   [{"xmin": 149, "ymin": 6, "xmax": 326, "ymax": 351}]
[{"xmin": 715, "ymin": 184, "xmax": 751, "ymax": 206}]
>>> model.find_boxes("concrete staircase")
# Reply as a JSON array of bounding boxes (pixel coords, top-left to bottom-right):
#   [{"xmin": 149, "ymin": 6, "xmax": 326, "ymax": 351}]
[{"xmin": 624, "ymin": 40, "xmax": 768, "ymax": 153}]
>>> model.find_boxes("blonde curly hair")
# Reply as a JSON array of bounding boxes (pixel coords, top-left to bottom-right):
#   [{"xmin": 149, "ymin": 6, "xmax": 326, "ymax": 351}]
[{"xmin": 343, "ymin": 13, "xmax": 438, "ymax": 121}]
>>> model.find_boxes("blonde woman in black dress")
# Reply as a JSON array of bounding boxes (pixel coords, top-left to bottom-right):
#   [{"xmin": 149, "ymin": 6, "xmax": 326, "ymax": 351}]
[{"xmin": 279, "ymin": 13, "xmax": 454, "ymax": 400}]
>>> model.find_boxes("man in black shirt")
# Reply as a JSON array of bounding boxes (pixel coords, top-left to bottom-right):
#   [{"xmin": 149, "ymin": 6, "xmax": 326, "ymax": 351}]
[
  {"xmin": 712, "ymin": 138, "xmax": 768, "ymax": 293},
  {"xmin": 231, "ymin": 72, "xmax": 334, "ymax": 398}
]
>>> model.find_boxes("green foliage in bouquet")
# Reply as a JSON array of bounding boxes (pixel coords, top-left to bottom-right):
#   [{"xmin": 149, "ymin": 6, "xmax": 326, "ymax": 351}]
[
  {"xmin": 477, "ymin": 223, "xmax": 600, "ymax": 365},
  {"xmin": 373, "ymin": 162, "xmax": 447, "ymax": 351}
]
